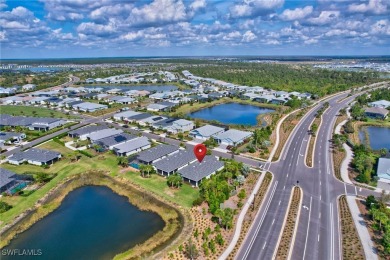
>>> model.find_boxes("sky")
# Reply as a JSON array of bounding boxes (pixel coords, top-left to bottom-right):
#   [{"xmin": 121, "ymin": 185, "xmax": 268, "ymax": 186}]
[{"xmin": 1, "ymin": 0, "xmax": 389, "ymax": 59}]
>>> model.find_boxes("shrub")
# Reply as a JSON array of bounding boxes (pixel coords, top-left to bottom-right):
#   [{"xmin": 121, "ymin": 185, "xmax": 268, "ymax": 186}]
[
  {"xmin": 78, "ymin": 150, "xmax": 94, "ymax": 158},
  {"xmin": 0, "ymin": 201, "xmax": 12, "ymax": 213}
]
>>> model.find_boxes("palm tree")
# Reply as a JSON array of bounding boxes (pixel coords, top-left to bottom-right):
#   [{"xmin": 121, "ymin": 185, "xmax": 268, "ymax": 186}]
[
  {"xmin": 117, "ymin": 156, "xmax": 128, "ymax": 167},
  {"xmin": 139, "ymin": 164, "xmax": 155, "ymax": 178}
]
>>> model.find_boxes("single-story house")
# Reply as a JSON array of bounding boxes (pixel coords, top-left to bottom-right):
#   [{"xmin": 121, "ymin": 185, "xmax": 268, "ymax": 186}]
[
  {"xmin": 137, "ymin": 144, "xmax": 179, "ymax": 165},
  {"xmin": 68, "ymin": 125, "xmax": 108, "ymax": 140},
  {"xmin": 87, "ymin": 128, "xmax": 123, "ymax": 143},
  {"xmin": 213, "ymin": 129, "xmax": 253, "ymax": 146},
  {"xmin": 178, "ymin": 156, "xmax": 224, "ymax": 187},
  {"xmin": 147, "ymin": 103, "xmax": 170, "ymax": 112},
  {"xmin": 165, "ymin": 119, "xmax": 194, "ymax": 133},
  {"xmin": 153, "ymin": 149, "xmax": 197, "ymax": 176},
  {"xmin": 0, "ymin": 87, "xmax": 16, "ymax": 95},
  {"xmin": 113, "ymin": 110, "xmax": 141, "ymax": 121},
  {"xmin": 96, "ymin": 133, "xmax": 137, "ymax": 150},
  {"xmin": 8, "ymin": 148, "xmax": 61, "ymax": 166},
  {"xmin": 368, "ymin": 100, "xmax": 390, "ymax": 109},
  {"xmin": 0, "ymin": 115, "xmax": 66, "ymax": 131},
  {"xmin": 125, "ymin": 113, "xmax": 153, "ymax": 123},
  {"xmin": 22, "ymin": 84, "xmax": 36, "ymax": 91},
  {"xmin": 113, "ymin": 136, "xmax": 151, "ymax": 156},
  {"xmin": 115, "ymin": 97, "xmax": 135, "ymax": 104},
  {"xmin": 377, "ymin": 158, "xmax": 390, "ymax": 190},
  {"xmin": 364, "ymin": 107, "xmax": 389, "ymax": 120},
  {"xmin": 189, "ymin": 125, "xmax": 225, "ymax": 140},
  {"xmin": 0, "ymin": 168, "xmax": 31, "ymax": 194},
  {"xmin": 138, "ymin": 115, "xmax": 167, "ymax": 126},
  {"xmin": 0, "ymin": 132, "xmax": 26, "ymax": 144},
  {"xmin": 72, "ymin": 102, "xmax": 108, "ymax": 112},
  {"xmin": 254, "ymin": 94, "xmax": 274, "ymax": 103}
]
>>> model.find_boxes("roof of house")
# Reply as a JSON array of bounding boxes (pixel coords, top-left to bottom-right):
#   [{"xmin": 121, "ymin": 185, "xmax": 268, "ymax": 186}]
[
  {"xmin": 153, "ymin": 149, "xmax": 196, "ymax": 173},
  {"xmin": 113, "ymin": 136, "xmax": 150, "ymax": 154},
  {"xmin": 173, "ymin": 119, "xmax": 194, "ymax": 126},
  {"xmin": 9, "ymin": 148, "xmax": 61, "ymax": 163},
  {"xmin": 364, "ymin": 107, "xmax": 389, "ymax": 116},
  {"xmin": 378, "ymin": 158, "xmax": 390, "ymax": 180},
  {"xmin": 87, "ymin": 128, "xmax": 123, "ymax": 142},
  {"xmin": 189, "ymin": 125, "xmax": 225, "ymax": 137},
  {"xmin": 178, "ymin": 156, "xmax": 224, "ymax": 182},
  {"xmin": 68, "ymin": 125, "xmax": 107, "ymax": 137},
  {"xmin": 158, "ymin": 101, "xmax": 176, "ymax": 107},
  {"xmin": 113, "ymin": 110, "xmax": 141, "ymax": 119},
  {"xmin": 153, "ymin": 118, "xmax": 177, "ymax": 128},
  {"xmin": 214, "ymin": 129, "xmax": 253, "ymax": 143},
  {"xmin": 127, "ymin": 113, "xmax": 153, "ymax": 121},
  {"xmin": 97, "ymin": 133, "xmax": 137, "ymax": 148},
  {"xmin": 137, "ymin": 144, "xmax": 179, "ymax": 163},
  {"xmin": 0, "ymin": 168, "xmax": 17, "ymax": 188},
  {"xmin": 369, "ymin": 100, "xmax": 390, "ymax": 107},
  {"xmin": 140, "ymin": 115, "xmax": 166, "ymax": 123},
  {"xmin": 0, "ymin": 132, "xmax": 25, "ymax": 141},
  {"xmin": 147, "ymin": 103, "xmax": 168, "ymax": 110},
  {"xmin": 0, "ymin": 115, "xmax": 64, "ymax": 127},
  {"xmin": 74, "ymin": 102, "xmax": 107, "ymax": 110},
  {"xmin": 116, "ymin": 97, "xmax": 135, "ymax": 103}
]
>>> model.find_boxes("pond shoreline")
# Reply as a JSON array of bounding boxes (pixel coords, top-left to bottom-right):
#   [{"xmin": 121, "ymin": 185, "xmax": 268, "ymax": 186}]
[{"xmin": 0, "ymin": 170, "xmax": 189, "ymax": 259}]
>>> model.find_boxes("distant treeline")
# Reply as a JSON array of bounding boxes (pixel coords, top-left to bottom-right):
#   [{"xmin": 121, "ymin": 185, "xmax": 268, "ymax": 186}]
[{"xmin": 182, "ymin": 63, "xmax": 381, "ymax": 96}]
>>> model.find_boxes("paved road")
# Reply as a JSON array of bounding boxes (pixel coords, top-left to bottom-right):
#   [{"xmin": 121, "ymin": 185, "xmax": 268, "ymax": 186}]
[{"xmin": 236, "ymin": 84, "xmax": 386, "ymax": 260}]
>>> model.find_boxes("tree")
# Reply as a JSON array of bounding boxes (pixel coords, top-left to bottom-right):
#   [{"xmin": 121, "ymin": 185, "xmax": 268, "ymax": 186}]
[
  {"xmin": 0, "ymin": 201, "xmax": 12, "ymax": 213},
  {"xmin": 167, "ymin": 174, "xmax": 183, "ymax": 188},
  {"xmin": 117, "ymin": 156, "xmax": 128, "ymax": 167},
  {"xmin": 139, "ymin": 164, "xmax": 155, "ymax": 178},
  {"xmin": 34, "ymin": 172, "xmax": 50, "ymax": 183},
  {"xmin": 185, "ymin": 238, "xmax": 199, "ymax": 260},
  {"xmin": 215, "ymin": 208, "xmax": 234, "ymax": 229}
]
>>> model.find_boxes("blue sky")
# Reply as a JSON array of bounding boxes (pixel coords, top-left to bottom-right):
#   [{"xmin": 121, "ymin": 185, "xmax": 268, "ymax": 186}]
[{"xmin": 1, "ymin": 0, "xmax": 389, "ymax": 58}]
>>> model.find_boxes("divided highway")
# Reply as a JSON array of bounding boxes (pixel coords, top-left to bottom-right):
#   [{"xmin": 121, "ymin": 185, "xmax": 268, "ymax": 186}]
[{"xmin": 236, "ymin": 87, "xmax": 382, "ymax": 260}]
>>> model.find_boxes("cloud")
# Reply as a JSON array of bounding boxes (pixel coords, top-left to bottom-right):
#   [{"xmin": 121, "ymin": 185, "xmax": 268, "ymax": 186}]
[
  {"xmin": 279, "ymin": 6, "xmax": 313, "ymax": 21},
  {"xmin": 242, "ymin": 30, "xmax": 257, "ymax": 42},
  {"xmin": 77, "ymin": 20, "xmax": 118, "ymax": 37},
  {"xmin": 348, "ymin": 0, "xmax": 388, "ymax": 15},
  {"xmin": 306, "ymin": 11, "xmax": 340, "ymax": 25},
  {"xmin": 127, "ymin": 0, "xmax": 189, "ymax": 27},
  {"xmin": 370, "ymin": 19, "xmax": 390, "ymax": 35},
  {"xmin": 229, "ymin": 0, "xmax": 284, "ymax": 19}
]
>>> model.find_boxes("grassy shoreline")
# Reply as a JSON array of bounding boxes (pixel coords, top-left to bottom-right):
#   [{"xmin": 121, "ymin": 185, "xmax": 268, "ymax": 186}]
[{"xmin": 0, "ymin": 170, "xmax": 187, "ymax": 259}]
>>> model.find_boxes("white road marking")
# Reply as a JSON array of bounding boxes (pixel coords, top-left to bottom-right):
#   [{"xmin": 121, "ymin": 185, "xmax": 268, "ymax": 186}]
[
  {"xmin": 283, "ymin": 185, "xmax": 286, "ymax": 190},
  {"xmin": 319, "ymin": 213, "xmax": 321, "ymax": 219},
  {"xmin": 272, "ymin": 219, "xmax": 275, "ymax": 226},
  {"xmin": 242, "ymin": 181, "xmax": 278, "ymax": 260},
  {"xmin": 303, "ymin": 196, "xmax": 313, "ymax": 260},
  {"xmin": 320, "ymin": 181, "xmax": 321, "ymax": 186},
  {"xmin": 344, "ymin": 183, "xmax": 347, "ymax": 195},
  {"xmin": 262, "ymin": 242, "xmax": 267, "ymax": 250},
  {"xmin": 286, "ymin": 174, "xmax": 289, "ymax": 178},
  {"xmin": 318, "ymin": 234, "xmax": 320, "ymax": 242},
  {"xmin": 355, "ymin": 186, "xmax": 357, "ymax": 196},
  {"xmin": 279, "ymin": 200, "xmax": 281, "ymax": 206}
]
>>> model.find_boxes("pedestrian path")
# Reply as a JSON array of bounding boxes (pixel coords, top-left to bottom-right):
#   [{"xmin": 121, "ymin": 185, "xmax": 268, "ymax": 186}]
[{"xmin": 346, "ymin": 196, "xmax": 378, "ymax": 260}]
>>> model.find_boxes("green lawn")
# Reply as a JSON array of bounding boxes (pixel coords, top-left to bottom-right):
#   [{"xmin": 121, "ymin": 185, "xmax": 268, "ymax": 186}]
[
  {"xmin": 0, "ymin": 141, "xmax": 119, "ymax": 227},
  {"xmin": 0, "ymin": 140, "xmax": 196, "ymax": 227},
  {"xmin": 0, "ymin": 105, "xmax": 76, "ymax": 119},
  {"xmin": 123, "ymin": 171, "xmax": 199, "ymax": 208}
]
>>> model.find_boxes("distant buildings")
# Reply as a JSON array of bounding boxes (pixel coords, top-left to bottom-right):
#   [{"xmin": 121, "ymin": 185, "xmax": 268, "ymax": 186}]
[
  {"xmin": 22, "ymin": 84, "xmax": 36, "ymax": 91},
  {"xmin": 368, "ymin": 100, "xmax": 390, "ymax": 109}
]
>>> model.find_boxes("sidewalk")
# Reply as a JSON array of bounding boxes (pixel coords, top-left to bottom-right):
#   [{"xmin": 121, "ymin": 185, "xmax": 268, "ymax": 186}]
[
  {"xmin": 340, "ymin": 143, "xmax": 353, "ymax": 184},
  {"xmin": 346, "ymin": 196, "xmax": 378, "ymax": 260}
]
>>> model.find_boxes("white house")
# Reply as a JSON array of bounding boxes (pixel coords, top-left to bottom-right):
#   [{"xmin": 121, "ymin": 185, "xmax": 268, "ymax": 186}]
[
  {"xmin": 165, "ymin": 119, "xmax": 194, "ymax": 133},
  {"xmin": 22, "ymin": 84, "xmax": 36, "ymax": 91},
  {"xmin": 213, "ymin": 129, "xmax": 252, "ymax": 146},
  {"xmin": 189, "ymin": 125, "xmax": 225, "ymax": 140}
]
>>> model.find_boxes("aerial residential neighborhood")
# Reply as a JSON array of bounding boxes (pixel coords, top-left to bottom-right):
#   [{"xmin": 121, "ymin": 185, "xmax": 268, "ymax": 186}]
[{"xmin": 1, "ymin": 1, "xmax": 390, "ymax": 259}]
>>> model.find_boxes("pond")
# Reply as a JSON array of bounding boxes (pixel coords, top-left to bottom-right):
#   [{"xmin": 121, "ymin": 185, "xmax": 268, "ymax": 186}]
[
  {"xmin": 188, "ymin": 103, "xmax": 275, "ymax": 126},
  {"xmin": 85, "ymin": 85, "xmax": 178, "ymax": 92},
  {"xmin": 3, "ymin": 186, "xmax": 165, "ymax": 260},
  {"xmin": 359, "ymin": 126, "xmax": 390, "ymax": 151}
]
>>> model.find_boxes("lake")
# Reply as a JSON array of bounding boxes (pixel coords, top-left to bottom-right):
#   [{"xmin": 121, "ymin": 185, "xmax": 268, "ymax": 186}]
[
  {"xmin": 359, "ymin": 126, "xmax": 390, "ymax": 150},
  {"xmin": 188, "ymin": 103, "xmax": 275, "ymax": 126},
  {"xmin": 3, "ymin": 186, "xmax": 165, "ymax": 260},
  {"xmin": 86, "ymin": 85, "xmax": 178, "ymax": 92}
]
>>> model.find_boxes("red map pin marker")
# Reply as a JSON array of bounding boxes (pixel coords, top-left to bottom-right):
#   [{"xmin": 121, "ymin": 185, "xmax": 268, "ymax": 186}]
[{"xmin": 194, "ymin": 144, "xmax": 207, "ymax": 163}]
